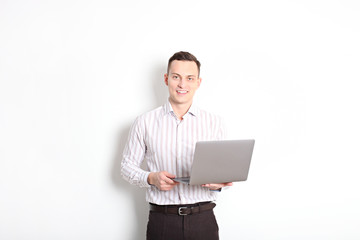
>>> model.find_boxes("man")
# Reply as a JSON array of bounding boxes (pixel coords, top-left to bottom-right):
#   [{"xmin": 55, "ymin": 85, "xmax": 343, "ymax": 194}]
[{"xmin": 121, "ymin": 51, "xmax": 232, "ymax": 240}]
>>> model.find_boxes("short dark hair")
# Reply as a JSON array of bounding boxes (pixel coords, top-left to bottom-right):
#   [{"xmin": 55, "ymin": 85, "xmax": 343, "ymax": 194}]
[{"xmin": 167, "ymin": 51, "xmax": 201, "ymax": 76}]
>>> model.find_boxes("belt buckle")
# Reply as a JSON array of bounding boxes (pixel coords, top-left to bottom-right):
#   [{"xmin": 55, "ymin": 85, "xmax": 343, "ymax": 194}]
[{"xmin": 178, "ymin": 207, "xmax": 188, "ymax": 216}]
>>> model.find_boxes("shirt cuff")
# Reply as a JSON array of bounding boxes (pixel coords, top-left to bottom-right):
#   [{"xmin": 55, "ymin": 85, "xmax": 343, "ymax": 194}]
[{"xmin": 141, "ymin": 172, "xmax": 152, "ymax": 188}]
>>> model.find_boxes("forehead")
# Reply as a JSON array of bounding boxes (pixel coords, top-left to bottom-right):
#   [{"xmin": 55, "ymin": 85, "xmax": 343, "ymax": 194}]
[{"xmin": 168, "ymin": 60, "xmax": 199, "ymax": 76}]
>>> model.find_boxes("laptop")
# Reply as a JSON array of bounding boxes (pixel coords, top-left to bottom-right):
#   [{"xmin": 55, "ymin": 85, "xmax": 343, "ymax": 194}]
[{"xmin": 173, "ymin": 139, "xmax": 255, "ymax": 185}]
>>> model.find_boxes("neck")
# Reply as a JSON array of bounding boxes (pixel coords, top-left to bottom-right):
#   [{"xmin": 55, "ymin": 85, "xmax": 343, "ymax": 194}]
[{"xmin": 169, "ymin": 99, "xmax": 192, "ymax": 120}]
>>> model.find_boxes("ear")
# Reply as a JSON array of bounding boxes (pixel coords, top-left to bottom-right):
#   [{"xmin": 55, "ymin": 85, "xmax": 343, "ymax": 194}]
[
  {"xmin": 164, "ymin": 73, "xmax": 169, "ymax": 86},
  {"xmin": 197, "ymin": 77, "xmax": 202, "ymax": 88}
]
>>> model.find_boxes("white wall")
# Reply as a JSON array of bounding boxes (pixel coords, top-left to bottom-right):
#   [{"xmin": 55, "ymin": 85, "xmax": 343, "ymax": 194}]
[{"xmin": 1, "ymin": 0, "xmax": 359, "ymax": 239}]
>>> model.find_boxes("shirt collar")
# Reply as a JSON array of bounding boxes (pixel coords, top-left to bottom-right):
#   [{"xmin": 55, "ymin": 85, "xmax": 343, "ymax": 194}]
[
  {"xmin": 187, "ymin": 104, "xmax": 198, "ymax": 117},
  {"xmin": 163, "ymin": 99, "xmax": 198, "ymax": 118}
]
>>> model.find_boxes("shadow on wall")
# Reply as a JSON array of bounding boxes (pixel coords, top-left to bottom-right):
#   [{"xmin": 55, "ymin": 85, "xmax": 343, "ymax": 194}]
[
  {"xmin": 152, "ymin": 64, "xmax": 168, "ymax": 107},
  {"xmin": 111, "ymin": 64, "xmax": 168, "ymax": 240},
  {"xmin": 111, "ymin": 124, "xmax": 148, "ymax": 240}
]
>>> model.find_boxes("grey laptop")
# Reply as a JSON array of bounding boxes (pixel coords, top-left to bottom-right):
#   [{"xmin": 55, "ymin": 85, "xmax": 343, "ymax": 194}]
[{"xmin": 173, "ymin": 139, "xmax": 255, "ymax": 185}]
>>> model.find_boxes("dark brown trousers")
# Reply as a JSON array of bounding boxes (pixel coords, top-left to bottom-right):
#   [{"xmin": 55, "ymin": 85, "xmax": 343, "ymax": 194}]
[{"xmin": 146, "ymin": 204, "xmax": 219, "ymax": 240}]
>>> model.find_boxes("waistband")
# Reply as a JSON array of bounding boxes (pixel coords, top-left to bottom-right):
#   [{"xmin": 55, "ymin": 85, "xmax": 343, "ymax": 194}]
[{"xmin": 149, "ymin": 201, "xmax": 216, "ymax": 216}]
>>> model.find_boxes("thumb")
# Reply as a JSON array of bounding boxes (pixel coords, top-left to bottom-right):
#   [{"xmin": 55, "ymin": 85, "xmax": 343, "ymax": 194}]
[{"xmin": 163, "ymin": 171, "xmax": 176, "ymax": 179}]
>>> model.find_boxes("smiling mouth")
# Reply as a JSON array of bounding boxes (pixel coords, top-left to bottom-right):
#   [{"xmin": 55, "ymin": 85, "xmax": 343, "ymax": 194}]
[{"xmin": 176, "ymin": 90, "xmax": 188, "ymax": 94}]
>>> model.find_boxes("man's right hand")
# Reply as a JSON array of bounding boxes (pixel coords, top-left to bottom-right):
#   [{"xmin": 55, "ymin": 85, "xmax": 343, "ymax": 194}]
[{"xmin": 148, "ymin": 171, "xmax": 179, "ymax": 191}]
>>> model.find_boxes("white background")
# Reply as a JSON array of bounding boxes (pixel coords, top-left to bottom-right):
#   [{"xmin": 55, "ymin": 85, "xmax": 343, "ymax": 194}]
[{"xmin": 1, "ymin": 0, "xmax": 360, "ymax": 239}]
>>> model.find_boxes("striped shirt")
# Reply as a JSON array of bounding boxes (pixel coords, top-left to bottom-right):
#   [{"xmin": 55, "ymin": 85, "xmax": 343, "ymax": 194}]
[{"xmin": 121, "ymin": 100, "xmax": 225, "ymax": 205}]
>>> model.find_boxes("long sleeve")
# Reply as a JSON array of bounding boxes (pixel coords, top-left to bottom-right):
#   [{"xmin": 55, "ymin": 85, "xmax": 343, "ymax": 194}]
[{"xmin": 121, "ymin": 116, "xmax": 151, "ymax": 188}]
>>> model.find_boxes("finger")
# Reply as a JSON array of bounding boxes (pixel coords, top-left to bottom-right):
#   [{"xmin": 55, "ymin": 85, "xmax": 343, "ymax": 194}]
[
  {"xmin": 217, "ymin": 182, "xmax": 232, "ymax": 187},
  {"xmin": 161, "ymin": 171, "xmax": 175, "ymax": 178},
  {"xmin": 162, "ymin": 171, "xmax": 176, "ymax": 179},
  {"xmin": 202, "ymin": 183, "xmax": 222, "ymax": 190},
  {"xmin": 159, "ymin": 172, "xmax": 176, "ymax": 183},
  {"xmin": 210, "ymin": 184, "xmax": 221, "ymax": 190},
  {"xmin": 163, "ymin": 176, "xmax": 176, "ymax": 184}
]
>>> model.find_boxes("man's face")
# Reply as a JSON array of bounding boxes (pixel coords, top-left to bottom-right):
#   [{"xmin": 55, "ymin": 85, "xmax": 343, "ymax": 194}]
[{"xmin": 164, "ymin": 60, "xmax": 202, "ymax": 106}]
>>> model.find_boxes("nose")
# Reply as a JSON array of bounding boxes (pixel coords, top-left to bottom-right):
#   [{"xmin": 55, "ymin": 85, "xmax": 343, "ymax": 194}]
[{"xmin": 178, "ymin": 79, "xmax": 185, "ymax": 88}]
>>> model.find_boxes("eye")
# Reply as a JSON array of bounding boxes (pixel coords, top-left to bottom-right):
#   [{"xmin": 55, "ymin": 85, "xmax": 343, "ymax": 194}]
[
  {"xmin": 188, "ymin": 77, "xmax": 194, "ymax": 81},
  {"xmin": 173, "ymin": 75, "xmax": 179, "ymax": 79}
]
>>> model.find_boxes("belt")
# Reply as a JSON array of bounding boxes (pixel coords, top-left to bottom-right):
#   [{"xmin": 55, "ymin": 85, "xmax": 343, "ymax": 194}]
[{"xmin": 149, "ymin": 202, "xmax": 216, "ymax": 216}]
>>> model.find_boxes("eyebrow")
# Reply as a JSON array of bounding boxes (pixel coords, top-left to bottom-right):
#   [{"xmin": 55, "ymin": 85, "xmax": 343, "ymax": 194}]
[{"xmin": 171, "ymin": 73, "xmax": 197, "ymax": 77}]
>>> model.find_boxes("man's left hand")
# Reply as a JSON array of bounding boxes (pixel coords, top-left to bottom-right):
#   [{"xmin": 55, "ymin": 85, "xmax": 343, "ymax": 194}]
[{"xmin": 202, "ymin": 182, "xmax": 233, "ymax": 190}]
